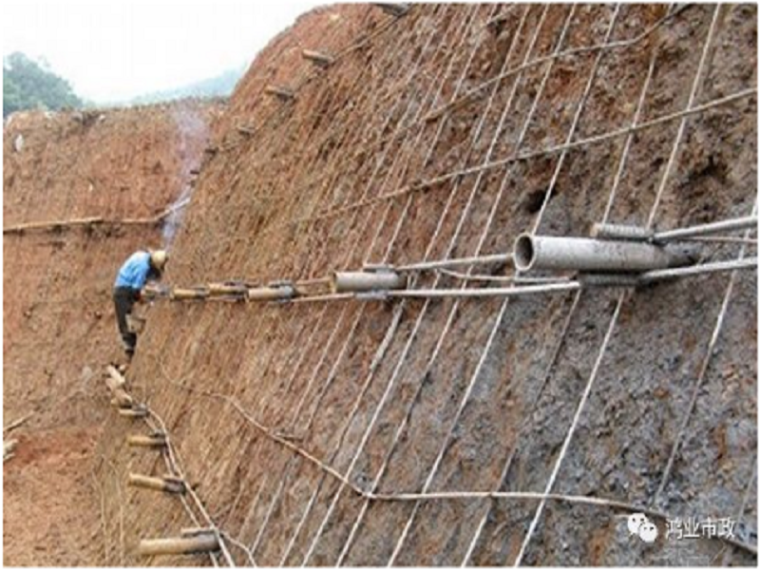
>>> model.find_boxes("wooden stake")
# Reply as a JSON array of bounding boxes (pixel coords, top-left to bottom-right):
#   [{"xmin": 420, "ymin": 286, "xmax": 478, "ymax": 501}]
[
  {"xmin": 265, "ymin": 85, "xmax": 295, "ymax": 101},
  {"xmin": 118, "ymin": 405, "xmax": 148, "ymax": 418},
  {"xmin": 105, "ymin": 365, "xmax": 133, "ymax": 408},
  {"xmin": 4, "ymin": 439, "xmax": 18, "ymax": 461},
  {"xmin": 110, "ymin": 390, "xmax": 134, "ymax": 408},
  {"xmin": 302, "ymin": 49, "xmax": 334, "ymax": 67},
  {"xmin": 128, "ymin": 473, "xmax": 186, "ymax": 494},
  {"xmin": 127, "ymin": 433, "xmax": 167, "ymax": 448},
  {"xmin": 105, "ymin": 365, "xmax": 125, "ymax": 387},
  {"xmin": 138, "ymin": 533, "xmax": 219, "ymax": 556}
]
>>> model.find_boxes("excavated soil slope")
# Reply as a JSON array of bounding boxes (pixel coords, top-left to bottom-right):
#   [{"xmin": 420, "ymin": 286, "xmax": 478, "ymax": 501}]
[
  {"xmin": 97, "ymin": 4, "xmax": 758, "ymax": 566},
  {"xmin": 3, "ymin": 100, "xmax": 219, "ymax": 565}
]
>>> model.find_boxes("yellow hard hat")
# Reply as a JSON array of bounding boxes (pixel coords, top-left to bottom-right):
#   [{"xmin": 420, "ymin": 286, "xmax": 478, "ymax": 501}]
[{"xmin": 150, "ymin": 249, "xmax": 168, "ymax": 270}]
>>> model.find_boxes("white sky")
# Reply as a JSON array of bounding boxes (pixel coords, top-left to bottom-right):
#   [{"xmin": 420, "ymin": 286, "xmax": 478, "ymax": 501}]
[{"xmin": 3, "ymin": 0, "xmax": 326, "ymax": 102}]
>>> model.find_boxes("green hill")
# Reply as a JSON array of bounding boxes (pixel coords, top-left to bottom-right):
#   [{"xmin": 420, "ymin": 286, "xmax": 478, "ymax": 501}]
[{"xmin": 3, "ymin": 52, "xmax": 83, "ymax": 117}]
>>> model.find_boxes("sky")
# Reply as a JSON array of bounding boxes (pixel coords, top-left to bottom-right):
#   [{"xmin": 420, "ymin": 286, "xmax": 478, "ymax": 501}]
[{"xmin": 3, "ymin": 0, "xmax": 325, "ymax": 103}]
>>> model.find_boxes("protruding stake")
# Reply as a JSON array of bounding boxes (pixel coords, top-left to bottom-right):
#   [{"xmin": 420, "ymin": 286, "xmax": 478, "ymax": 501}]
[
  {"xmin": 127, "ymin": 433, "xmax": 167, "ymax": 448},
  {"xmin": 247, "ymin": 283, "xmax": 296, "ymax": 301},
  {"xmin": 373, "ymin": 3, "xmax": 410, "ymax": 17},
  {"xmin": 110, "ymin": 390, "xmax": 134, "ymax": 409},
  {"xmin": 105, "ymin": 365, "xmax": 133, "ymax": 408},
  {"xmin": 128, "ymin": 473, "xmax": 186, "ymax": 494},
  {"xmin": 236, "ymin": 125, "xmax": 255, "ymax": 137},
  {"xmin": 118, "ymin": 405, "xmax": 149, "ymax": 418},
  {"xmin": 265, "ymin": 85, "xmax": 295, "ymax": 101},
  {"xmin": 4, "ymin": 439, "xmax": 18, "ymax": 461},
  {"xmin": 302, "ymin": 49, "xmax": 334, "ymax": 67},
  {"xmin": 207, "ymin": 283, "xmax": 249, "ymax": 298},
  {"xmin": 332, "ymin": 270, "xmax": 406, "ymax": 293},
  {"xmin": 138, "ymin": 533, "xmax": 219, "ymax": 556},
  {"xmin": 105, "ymin": 365, "xmax": 126, "ymax": 389},
  {"xmin": 170, "ymin": 287, "xmax": 209, "ymax": 301}
]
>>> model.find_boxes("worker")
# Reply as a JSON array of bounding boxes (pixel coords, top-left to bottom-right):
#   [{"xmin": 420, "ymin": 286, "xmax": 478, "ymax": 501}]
[{"xmin": 113, "ymin": 249, "xmax": 168, "ymax": 358}]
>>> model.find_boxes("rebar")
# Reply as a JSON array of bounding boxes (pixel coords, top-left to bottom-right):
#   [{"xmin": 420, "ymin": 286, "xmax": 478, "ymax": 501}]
[
  {"xmin": 396, "ymin": 253, "xmax": 512, "ymax": 272},
  {"xmin": 387, "ymin": 281, "xmax": 581, "ymax": 299},
  {"xmin": 654, "ymin": 215, "xmax": 757, "ymax": 242}
]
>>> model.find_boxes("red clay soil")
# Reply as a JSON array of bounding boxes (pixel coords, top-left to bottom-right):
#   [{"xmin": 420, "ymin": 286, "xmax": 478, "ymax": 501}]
[
  {"xmin": 3, "ymin": 428, "xmax": 100, "ymax": 566},
  {"xmin": 3, "ymin": 100, "xmax": 219, "ymax": 565},
  {"xmin": 95, "ymin": 3, "xmax": 756, "ymax": 567}
]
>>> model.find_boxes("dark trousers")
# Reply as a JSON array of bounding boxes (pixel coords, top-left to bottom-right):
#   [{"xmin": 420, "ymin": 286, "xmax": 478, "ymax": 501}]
[{"xmin": 113, "ymin": 287, "xmax": 140, "ymax": 355}]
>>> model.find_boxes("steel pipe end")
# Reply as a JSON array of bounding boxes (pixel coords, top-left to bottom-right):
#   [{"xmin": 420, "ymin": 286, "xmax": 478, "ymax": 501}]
[
  {"xmin": 513, "ymin": 233, "xmax": 536, "ymax": 272},
  {"xmin": 329, "ymin": 271, "xmax": 340, "ymax": 294}
]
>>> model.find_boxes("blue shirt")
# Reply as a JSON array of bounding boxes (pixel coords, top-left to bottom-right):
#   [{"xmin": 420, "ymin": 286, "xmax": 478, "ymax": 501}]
[{"xmin": 114, "ymin": 251, "xmax": 151, "ymax": 289}]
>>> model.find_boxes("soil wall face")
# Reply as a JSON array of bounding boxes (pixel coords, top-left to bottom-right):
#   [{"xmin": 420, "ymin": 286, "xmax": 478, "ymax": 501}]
[
  {"xmin": 98, "ymin": 4, "xmax": 755, "ymax": 566},
  {"xmin": 4, "ymin": 101, "xmax": 218, "ymax": 423},
  {"xmin": 3, "ymin": 101, "xmax": 218, "ymax": 565}
]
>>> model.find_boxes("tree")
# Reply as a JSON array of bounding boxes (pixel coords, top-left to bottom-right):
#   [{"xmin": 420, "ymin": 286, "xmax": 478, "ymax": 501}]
[{"xmin": 3, "ymin": 52, "xmax": 82, "ymax": 117}]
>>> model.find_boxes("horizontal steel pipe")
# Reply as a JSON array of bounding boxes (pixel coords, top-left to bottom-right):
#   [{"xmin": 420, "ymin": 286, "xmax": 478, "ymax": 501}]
[
  {"xmin": 513, "ymin": 234, "xmax": 695, "ymax": 273},
  {"xmin": 138, "ymin": 534, "xmax": 219, "ymax": 557},
  {"xmin": 128, "ymin": 473, "xmax": 186, "ymax": 494},
  {"xmin": 332, "ymin": 270, "xmax": 406, "ymax": 293},
  {"xmin": 654, "ymin": 215, "xmax": 757, "ymax": 242},
  {"xmin": 247, "ymin": 284, "xmax": 296, "ymax": 301}
]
